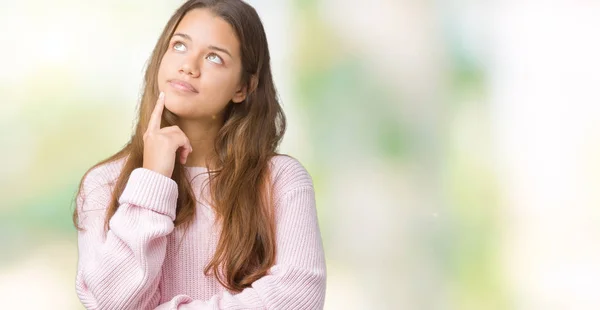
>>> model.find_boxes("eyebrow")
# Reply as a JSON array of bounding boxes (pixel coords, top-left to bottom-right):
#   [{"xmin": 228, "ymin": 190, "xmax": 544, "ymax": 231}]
[{"xmin": 172, "ymin": 33, "xmax": 233, "ymax": 58}]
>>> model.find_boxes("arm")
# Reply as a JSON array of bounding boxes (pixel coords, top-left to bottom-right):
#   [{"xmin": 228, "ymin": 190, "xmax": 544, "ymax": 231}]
[
  {"xmin": 155, "ymin": 186, "xmax": 327, "ymax": 310},
  {"xmin": 76, "ymin": 167, "xmax": 179, "ymax": 310}
]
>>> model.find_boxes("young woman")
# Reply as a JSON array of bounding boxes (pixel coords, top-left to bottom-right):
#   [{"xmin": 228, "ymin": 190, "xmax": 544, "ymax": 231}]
[{"xmin": 72, "ymin": 1, "xmax": 326, "ymax": 309}]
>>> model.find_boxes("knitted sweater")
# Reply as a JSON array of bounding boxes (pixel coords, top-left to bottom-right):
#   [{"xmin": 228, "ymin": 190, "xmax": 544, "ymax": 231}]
[{"xmin": 75, "ymin": 155, "xmax": 326, "ymax": 310}]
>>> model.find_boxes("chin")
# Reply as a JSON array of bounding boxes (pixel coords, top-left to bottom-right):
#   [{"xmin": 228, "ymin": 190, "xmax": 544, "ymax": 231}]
[
  {"xmin": 164, "ymin": 95, "xmax": 191, "ymax": 115},
  {"xmin": 166, "ymin": 96, "xmax": 210, "ymax": 120}
]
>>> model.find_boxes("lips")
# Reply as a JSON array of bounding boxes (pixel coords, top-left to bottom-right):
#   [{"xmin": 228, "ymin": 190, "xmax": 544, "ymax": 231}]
[{"xmin": 168, "ymin": 79, "xmax": 198, "ymax": 93}]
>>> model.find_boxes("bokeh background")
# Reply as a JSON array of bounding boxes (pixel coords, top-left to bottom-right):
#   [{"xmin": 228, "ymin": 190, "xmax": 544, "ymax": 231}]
[{"xmin": 1, "ymin": 0, "xmax": 600, "ymax": 309}]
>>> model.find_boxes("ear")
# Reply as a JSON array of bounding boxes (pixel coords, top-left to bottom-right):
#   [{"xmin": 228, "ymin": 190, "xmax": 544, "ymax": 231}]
[{"xmin": 232, "ymin": 75, "xmax": 258, "ymax": 103}]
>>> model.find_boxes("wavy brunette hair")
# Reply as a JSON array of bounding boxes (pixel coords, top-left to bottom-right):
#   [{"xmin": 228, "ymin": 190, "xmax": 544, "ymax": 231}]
[{"xmin": 72, "ymin": 0, "xmax": 286, "ymax": 292}]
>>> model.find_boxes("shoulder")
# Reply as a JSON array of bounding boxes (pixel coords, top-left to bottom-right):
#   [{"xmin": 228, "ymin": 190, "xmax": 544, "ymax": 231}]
[
  {"xmin": 269, "ymin": 154, "xmax": 314, "ymax": 195},
  {"xmin": 78, "ymin": 157, "xmax": 127, "ymax": 211},
  {"xmin": 82, "ymin": 157, "xmax": 126, "ymax": 189}
]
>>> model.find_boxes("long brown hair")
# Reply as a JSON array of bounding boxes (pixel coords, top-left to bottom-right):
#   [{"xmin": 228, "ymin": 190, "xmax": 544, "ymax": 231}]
[{"xmin": 73, "ymin": 0, "xmax": 286, "ymax": 292}]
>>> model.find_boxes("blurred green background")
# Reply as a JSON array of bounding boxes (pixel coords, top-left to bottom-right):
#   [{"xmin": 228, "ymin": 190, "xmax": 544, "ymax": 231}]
[{"xmin": 1, "ymin": 0, "xmax": 600, "ymax": 309}]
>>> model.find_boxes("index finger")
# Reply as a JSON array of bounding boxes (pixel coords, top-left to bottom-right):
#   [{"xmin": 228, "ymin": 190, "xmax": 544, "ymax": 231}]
[{"xmin": 148, "ymin": 92, "xmax": 165, "ymax": 131}]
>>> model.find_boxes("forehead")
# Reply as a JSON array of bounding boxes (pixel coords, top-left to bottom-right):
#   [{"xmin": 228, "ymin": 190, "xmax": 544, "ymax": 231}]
[{"xmin": 174, "ymin": 8, "xmax": 240, "ymax": 57}]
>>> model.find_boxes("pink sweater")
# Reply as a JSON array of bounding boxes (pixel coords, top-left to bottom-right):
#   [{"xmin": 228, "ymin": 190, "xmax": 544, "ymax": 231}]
[{"xmin": 75, "ymin": 155, "xmax": 326, "ymax": 310}]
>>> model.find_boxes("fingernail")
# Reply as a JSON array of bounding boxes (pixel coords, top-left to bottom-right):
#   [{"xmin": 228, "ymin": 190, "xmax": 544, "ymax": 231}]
[{"xmin": 159, "ymin": 92, "xmax": 164, "ymax": 99}]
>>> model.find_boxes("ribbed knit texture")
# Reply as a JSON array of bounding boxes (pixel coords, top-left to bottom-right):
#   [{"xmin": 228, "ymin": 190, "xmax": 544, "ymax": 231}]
[{"xmin": 75, "ymin": 155, "xmax": 326, "ymax": 310}]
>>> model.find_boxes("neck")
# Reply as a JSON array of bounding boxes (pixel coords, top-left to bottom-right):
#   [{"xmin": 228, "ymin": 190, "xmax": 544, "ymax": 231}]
[{"xmin": 177, "ymin": 116, "xmax": 223, "ymax": 168}]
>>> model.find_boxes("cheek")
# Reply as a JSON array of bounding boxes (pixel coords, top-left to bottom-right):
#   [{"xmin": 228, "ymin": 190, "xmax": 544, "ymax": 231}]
[
  {"xmin": 156, "ymin": 65, "xmax": 166, "ymax": 86},
  {"xmin": 203, "ymin": 71, "xmax": 237, "ymax": 95},
  {"xmin": 157, "ymin": 54, "xmax": 177, "ymax": 77}
]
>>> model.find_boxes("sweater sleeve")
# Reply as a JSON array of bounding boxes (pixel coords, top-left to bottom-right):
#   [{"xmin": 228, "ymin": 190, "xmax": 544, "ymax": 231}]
[
  {"xmin": 75, "ymin": 167, "xmax": 179, "ymax": 310},
  {"xmin": 154, "ymin": 185, "xmax": 327, "ymax": 310}
]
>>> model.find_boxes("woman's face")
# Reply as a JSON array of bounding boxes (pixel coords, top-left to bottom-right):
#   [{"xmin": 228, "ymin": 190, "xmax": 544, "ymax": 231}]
[{"xmin": 157, "ymin": 8, "xmax": 247, "ymax": 121}]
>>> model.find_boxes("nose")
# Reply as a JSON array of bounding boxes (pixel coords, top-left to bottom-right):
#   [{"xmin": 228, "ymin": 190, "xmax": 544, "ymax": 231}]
[{"xmin": 179, "ymin": 61, "xmax": 200, "ymax": 78}]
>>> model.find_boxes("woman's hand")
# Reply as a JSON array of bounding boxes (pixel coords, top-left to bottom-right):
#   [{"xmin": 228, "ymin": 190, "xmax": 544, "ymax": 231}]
[{"xmin": 142, "ymin": 92, "xmax": 193, "ymax": 178}]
